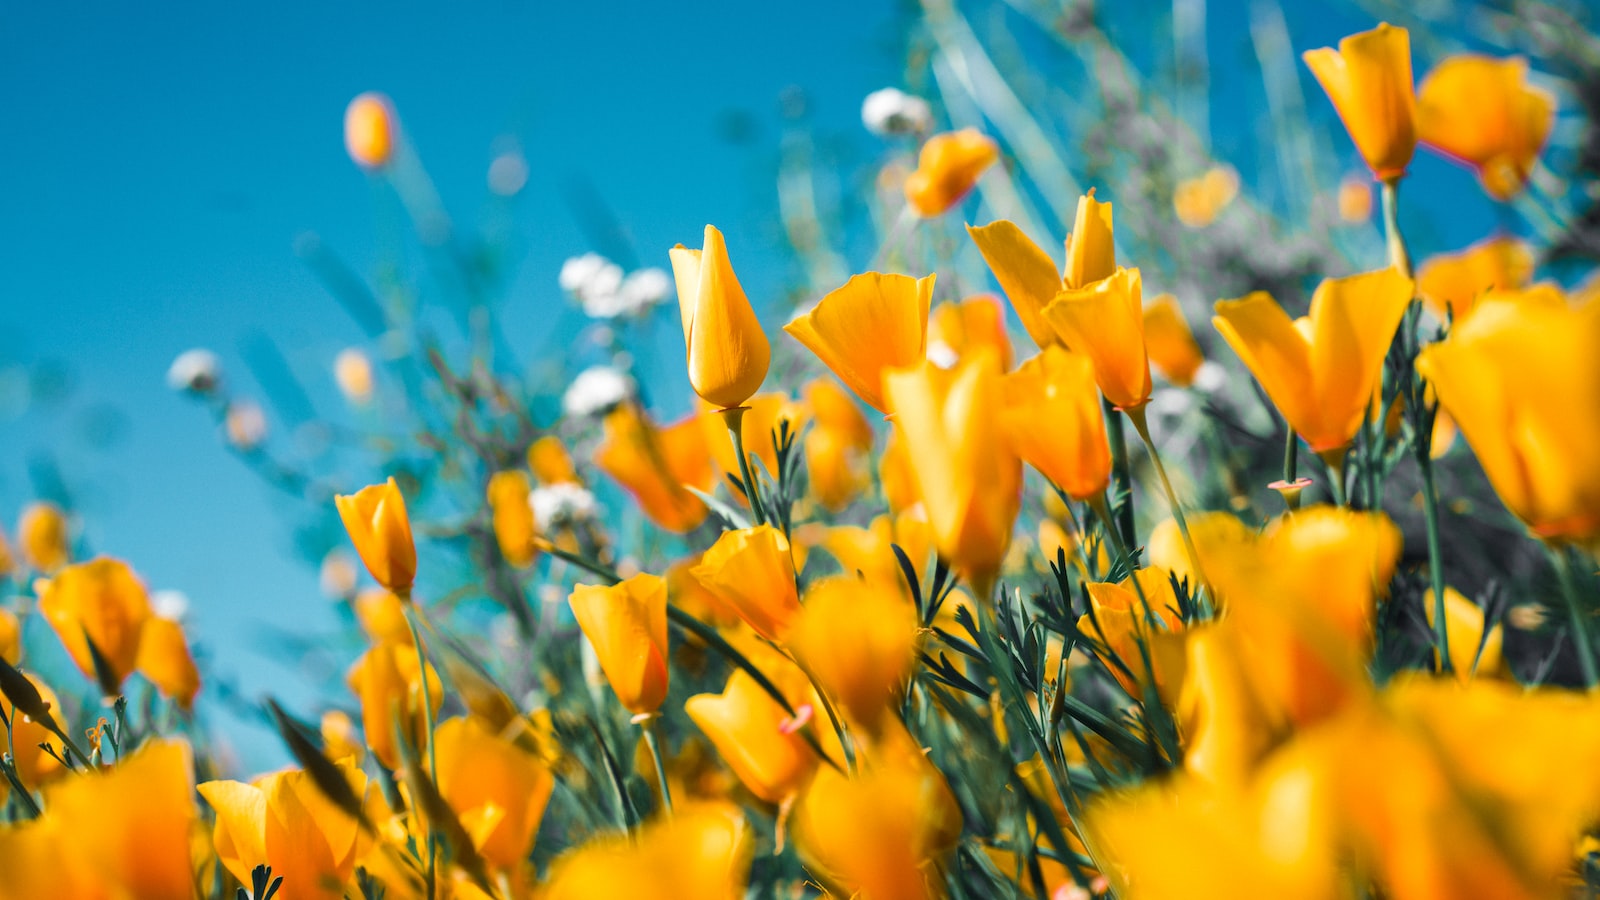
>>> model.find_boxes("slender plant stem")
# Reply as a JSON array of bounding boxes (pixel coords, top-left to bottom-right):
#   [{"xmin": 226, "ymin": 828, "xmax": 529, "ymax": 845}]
[
  {"xmin": 1321, "ymin": 449, "xmax": 1348, "ymax": 507},
  {"xmin": 1102, "ymin": 396, "xmax": 1136, "ymax": 548},
  {"xmin": 639, "ymin": 716, "xmax": 674, "ymax": 817},
  {"xmin": 1551, "ymin": 547, "xmax": 1598, "ymax": 691},
  {"xmin": 720, "ymin": 406, "xmax": 767, "ymax": 526},
  {"xmin": 1277, "ymin": 423, "xmax": 1304, "ymax": 511},
  {"xmin": 1380, "ymin": 178, "xmax": 1413, "ymax": 279},
  {"xmin": 402, "ymin": 600, "xmax": 440, "ymax": 898},
  {"xmin": 1125, "ymin": 406, "xmax": 1210, "ymax": 596},
  {"xmin": 1418, "ymin": 455, "xmax": 1453, "ymax": 675}
]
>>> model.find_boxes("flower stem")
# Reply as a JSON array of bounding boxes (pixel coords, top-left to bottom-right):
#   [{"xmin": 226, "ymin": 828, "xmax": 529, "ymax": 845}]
[
  {"xmin": 1321, "ymin": 448, "xmax": 1347, "ymax": 507},
  {"xmin": 720, "ymin": 406, "xmax": 767, "ymax": 526},
  {"xmin": 638, "ymin": 716, "xmax": 674, "ymax": 817},
  {"xmin": 1102, "ymin": 396, "xmax": 1136, "ymax": 549},
  {"xmin": 1280, "ymin": 423, "xmax": 1302, "ymax": 512},
  {"xmin": 1380, "ymin": 178, "xmax": 1413, "ymax": 279},
  {"xmin": 1418, "ymin": 454, "xmax": 1453, "ymax": 676},
  {"xmin": 402, "ymin": 600, "xmax": 440, "ymax": 898},
  {"xmin": 1551, "ymin": 546, "xmax": 1598, "ymax": 691},
  {"xmin": 1125, "ymin": 405, "xmax": 1210, "ymax": 596}
]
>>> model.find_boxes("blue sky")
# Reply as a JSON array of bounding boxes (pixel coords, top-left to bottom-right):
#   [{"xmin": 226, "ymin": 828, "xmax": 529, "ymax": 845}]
[{"xmin": 0, "ymin": 1, "xmax": 1534, "ymax": 769}]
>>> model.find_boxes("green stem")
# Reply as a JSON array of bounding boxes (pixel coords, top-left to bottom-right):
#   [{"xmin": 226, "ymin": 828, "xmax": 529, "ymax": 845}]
[
  {"xmin": 1380, "ymin": 178, "xmax": 1413, "ymax": 279},
  {"xmin": 1322, "ymin": 449, "xmax": 1348, "ymax": 507},
  {"xmin": 1125, "ymin": 406, "xmax": 1210, "ymax": 596},
  {"xmin": 720, "ymin": 407, "xmax": 767, "ymax": 526},
  {"xmin": 1552, "ymin": 547, "xmax": 1598, "ymax": 690},
  {"xmin": 1418, "ymin": 455, "xmax": 1453, "ymax": 675},
  {"xmin": 1279, "ymin": 424, "xmax": 1303, "ymax": 511},
  {"xmin": 1102, "ymin": 396, "xmax": 1136, "ymax": 549},
  {"xmin": 403, "ymin": 601, "xmax": 440, "ymax": 898},
  {"xmin": 639, "ymin": 716, "xmax": 674, "ymax": 817}
]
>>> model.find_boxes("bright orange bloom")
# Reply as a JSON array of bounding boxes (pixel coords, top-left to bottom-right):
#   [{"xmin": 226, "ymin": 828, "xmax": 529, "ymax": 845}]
[
  {"xmin": 926, "ymin": 294, "xmax": 1014, "ymax": 371},
  {"xmin": 883, "ymin": 351, "xmax": 1021, "ymax": 591},
  {"xmin": 903, "ymin": 128, "xmax": 999, "ymax": 217},
  {"xmin": 967, "ymin": 190, "xmax": 1117, "ymax": 351},
  {"xmin": 669, "ymin": 225, "xmax": 771, "ymax": 410},
  {"xmin": 785, "ymin": 272, "xmax": 934, "ymax": 413},
  {"xmin": 528, "ymin": 435, "xmax": 580, "ymax": 485},
  {"xmin": 17, "ymin": 501, "xmax": 69, "ymax": 573},
  {"xmin": 200, "ymin": 758, "xmax": 369, "ymax": 899},
  {"xmin": 435, "ymin": 715, "xmax": 556, "ymax": 870},
  {"xmin": 803, "ymin": 378, "xmax": 873, "ymax": 452},
  {"xmin": 790, "ymin": 576, "xmax": 918, "ymax": 734},
  {"xmin": 879, "ymin": 431, "xmax": 921, "ymax": 515},
  {"xmin": 594, "ymin": 403, "xmax": 713, "ymax": 534},
  {"xmin": 487, "ymin": 470, "xmax": 539, "ymax": 568},
  {"xmin": 1416, "ymin": 297, "xmax": 1600, "ymax": 544},
  {"xmin": 1417, "ymin": 55, "xmax": 1555, "ymax": 200},
  {"xmin": 1143, "ymin": 293, "xmax": 1205, "ymax": 387},
  {"xmin": 801, "ymin": 378, "xmax": 874, "ymax": 512},
  {"xmin": 1416, "ymin": 234, "xmax": 1534, "ymax": 323},
  {"xmin": 322, "ymin": 710, "xmax": 365, "ymax": 764},
  {"xmin": 568, "ymin": 573, "xmax": 670, "ymax": 715},
  {"xmin": 820, "ymin": 512, "xmax": 933, "ymax": 596},
  {"xmin": 136, "ymin": 616, "xmax": 201, "ymax": 710},
  {"xmin": 685, "ymin": 667, "xmax": 821, "ymax": 804},
  {"xmin": 346, "ymin": 640, "xmax": 443, "ymax": 771},
  {"xmin": 37, "ymin": 557, "xmax": 152, "ymax": 691},
  {"xmin": 1173, "ymin": 166, "xmax": 1240, "ymax": 227},
  {"xmin": 1043, "ymin": 266, "xmax": 1153, "ymax": 410},
  {"xmin": 541, "ymin": 803, "xmax": 752, "ymax": 900},
  {"xmin": 2, "ymin": 674, "xmax": 65, "ymax": 788},
  {"xmin": 1337, "ymin": 173, "xmax": 1374, "ymax": 223},
  {"xmin": 335, "ymin": 477, "xmax": 417, "ymax": 595},
  {"xmin": 1213, "ymin": 268, "xmax": 1413, "ymax": 453},
  {"xmin": 344, "ymin": 92, "xmax": 396, "ymax": 169},
  {"xmin": 1000, "ymin": 346, "xmax": 1110, "ymax": 500},
  {"xmin": 1303, "ymin": 23, "xmax": 1417, "ymax": 180},
  {"xmin": 0, "ymin": 609, "xmax": 16, "ymax": 665},
  {"xmin": 691, "ymin": 526, "xmax": 800, "ymax": 641}
]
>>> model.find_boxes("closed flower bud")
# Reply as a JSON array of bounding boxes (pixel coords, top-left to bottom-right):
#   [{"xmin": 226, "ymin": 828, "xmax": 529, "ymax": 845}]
[
  {"xmin": 1303, "ymin": 23, "xmax": 1417, "ymax": 181},
  {"xmin": 335, "ymin": 477, "xmax": 417, "ymax": 595},
  {"xmin": 568, "ymin": 573, "xmax": 670, "ymax": 716},
  {"xmin": 344, "ymin": 91, "xmax": 397, "ymax": 169},
  {"xmin": 669, "ymin": 225, "xmax": 771, "ymax": 410},
  {"xmin": 486, "ymin": 470, "xmax": 539, "ymax": 569},
  {"xmin": 903, "ymin": 128, "xmax": 999, "ymax": 217}
]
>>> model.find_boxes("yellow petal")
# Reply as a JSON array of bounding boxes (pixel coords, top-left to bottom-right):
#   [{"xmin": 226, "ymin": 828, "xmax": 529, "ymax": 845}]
[
  {"xmin": 135, "ymin": 616, "xmax": 201, "ymax": 710},
  {"xmin": 1417, "ymin": 54, "xmax": 1555, "ymax": 200},
  {"xmin": 1305, "ymin": 267, "xmax": 1414, "ymax": 452},
  {"xmin": 691, "ymin": 526, "xmax": 800, "ymax": 641},
  {"xmin": 902, "ymin": 128, "xmax": 999, "ymax": 217},
  {"xmin": 967, "ymin": 219, "xmax": 1062, "ymax": 350},
  {"xmin": 1416, "ymin": 234, "xmax": 1534, "ymax": 322},
  {"xmin": 1213, "ymin": 292, "xmax": 1315, "ymax": 445},
  {"xmin": 1064, "ymin": 189, "xmax": 1116, "ymax": 289},
  {"xmin": 568, "ymin": 573, "xmax": 670, "ymax": 715},
  {"xmin": 1303, "ymin": 23, "xmax": 1417, "ymax": 180},
  {"xmin": 1043, "ymin": 267, "xmax": 1152, "ymax": 410},
  {"xmin": 785, "ymin": 272, "xmax": 934, "ymax": 413}
]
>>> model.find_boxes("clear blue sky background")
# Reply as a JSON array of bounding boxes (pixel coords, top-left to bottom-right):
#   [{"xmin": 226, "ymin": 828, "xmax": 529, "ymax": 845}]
[{"xmin": 0, "ymin": 1, "xmax": 1517, "ymax": 770}]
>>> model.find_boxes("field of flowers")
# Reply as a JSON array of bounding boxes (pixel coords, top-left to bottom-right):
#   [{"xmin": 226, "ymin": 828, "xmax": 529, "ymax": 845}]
[{"xmin": 2, "ymin": 1, "xmax": 1600, "ymax": 898}]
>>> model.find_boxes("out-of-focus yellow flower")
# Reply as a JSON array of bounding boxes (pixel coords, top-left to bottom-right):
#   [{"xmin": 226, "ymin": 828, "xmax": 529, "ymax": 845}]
[
  {"xmin": 1416, "ymin": 297, "xmax": 1600, "ymax": 544},
  {"xmin": 1173, "ymin": 165, "xmax": 1240, "ymax": 227},
  {"xmin": 435, "ymin": 715, "xmax": 555, "ymax": 871},
  {"xmin": 1150, "ymin": 511, "xmax": 1253, "ymax": 597},
  {"xmin": 1303, "ymin": 23, "xmax": 1417, "ymax": 181},
  {"xmin": 1213, "ymin": 268, "xmax": 1413, "ymax": 455},
  {"xmin": 37, "ymin": 557, "xmax": 152, "ymax": 692},
  {"xmin": 883, "ymin": 350, "xmax": 1021, "ymax": 592},
  {"xmin": 2, "ymin": 673, "xmax": 65, "ymax": 788},
  {"xmin": 344, "ymin": 92, "xmax": 396, "ymax": 169},
  {"xmin": 804, "ymin": 424, "xmax": 870, "ymax": 513},
  {"xmin": 136, "ymin": 616, "xmax": 201, "ymax": 710},
  {"xmin": 1424, "ymin": 586, "xmax": 1504, "ymax": 681},
  {"xmin": 542, "ymin": 803, "xmax": 752, "ymax": 900},
  {"xmin": 903, "ymin": 128, "xmax": 999, "ymax": 217},
  {"xmin": 352, "ymin": 588, "xmax": 411, "ymax": 646},
  {"xmin": 1080, "ymin": 569, "xmax": 1189, "ymax": 706},
  {"xmin": 786, "ymin": 272, "xmax": 934, "ymax": 414},
  {"xmin": 790, "ymin": 576, "xmax": 918, "ymax": 734},
  {"xmin": 879, "ymin": 431, "xmax": 921, "ymax": 515},
  {"xmin": 42, "ymin": 738, "xmax": 197, "ymax": 899},
  {"xmin": 1143, "ymin": 294, "xmax": 1205, "ymax": 387},
  {"xmin": 18, "ymin": 501, "xmax": 69, "ymax": 573},
  {"xmin": 804, "ymin": 377, "xmax": 873, "ymax": 452},
  {"xmin": 0, "ymin": 609, "xmax": 17, "ymax": 665},
  {"xmin": 792, "ymin": 728, "xmax": 961, "ymax": 900},
  {"xmin": 333, "ymin": 348, "xmax": 373, "ymax": 404},
  {"xmin": 319, "ymin": 550, "xmax": 359, "ymax": 599},
  {"xmin": 486, "ymin": 470, "xmax": 539, "ymax": 568},
  {"xmin": 692, "ymin": 526, "xmax": 800, "ymax": 642},
  {"xmin": 528, "ymin": 435, "xmax": 580, "ymax": 485},
  {"xmin": 595, "ymin": 403, "xmax": 712, "ymax": 534},
  {"xmin": 926, "ymin": 294, "xmax": 1014, "ymax": 372},
  {"xmin": 666, "ymin": 552, "xmax": 741, "ymax": 629},
  {"xmin": 347, "ymin": 641, "xmax": 443, "ymax": 771},
  {"xmin": 199, "ymin": 758, "xmax": 368, "ymax": 899},
  {"xmin": 1417, "ymin": 55, "xmax": 1555, "ymax": 200},
  {"xmin": 686, "ymin": 667, "xmax": 821, "ymax": 804},
  {"xmin": 821, "ymin": 512, "xmax": 933, "ymax": 595},
  {"xmin": 335, "ymin": 477, "xmax": 417, "ymax": 595},
  {"xmin": 1416, "ymin": 234, "xmax": 1534, "ymax": 323},
  {"xmin": 322, "ymin": 709, "xmax": 364, "ymax": 764},
  {"xmin": 568, "ymin": 573, "xmax": 669, "ymax": 716},
  {"xmin": 1043, "ymin": 266, "xmax": 1153, "ymax": 410},
  {"xmin": 1178, "ymin": 621, "xmax": 1288, "ymax": 787},
  {"xmin": 1000, "ymin": 346, "xmax": 1110, "ymax": 501},
  {"xmin": 1337, "ymin": 173, "xmax": 1374, "ymax": 223},
  {"xmin": 669, "ymin": 225, "xmax": 770, "ymax": 410}
]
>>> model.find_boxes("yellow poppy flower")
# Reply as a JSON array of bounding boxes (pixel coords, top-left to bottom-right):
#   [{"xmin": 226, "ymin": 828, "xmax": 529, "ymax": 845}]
[
  {"xmin": 1423, "ymin": 586, "xmax": 1505, "ymax": 682},
  {"xmin": 903, "ymin": 128, "xmax": 999, "ymax": 217},
  {"xmin": 486, "ymin": 470, "xmax": 539, "ymax": 568},
  {"xmin": 1143, "ymin": 293, "xmax": 1205, "ymax": 387},
  {"xmin": 335, "ymin": 477, "xmax": 417, "ymax": 595},
  {"xmin": 1000, "ymin": 346, "xmax": 1111, "ymax": 501},
  {"xmin": 669, "ymin": 225, "xmax": 771, "ymax": 410},
  {"xmin": 528, "ymin": 435, "xmax": 580, "ymax": 485},
  {"xmin": 344, "ymin": 92, "xmax": 396, "ymax": 169},
  {"xmin": 925, "ymin": 294, "xmax": 1015, "ymax": 372},
  {"xmin": 1043, "ymin": 266, "xmax": 1153, "ymax": 410},
  {"xmin": 434, "ymin": 715, "xmax": 555, "ymax": 870},
  {"xmin": 17, "ymin": 501, "xmax": 69, "ymax": 573},
  {"xmin": 568, "ymin": 573, "xmax": 670, "ymax": 716},
  {"xmin": 1417, "ymin": 55, "xmax": 1555, "ymax": 200},
  {"xmin": 790, "ymin": 576, "xmax": 918, "ymax": 734},
  {"xmin": 1303, "ymin": 23, "xmax": 1417, "ymax": 180},
  {"xmin": 37, "ymin": 557, "xmax": 152, "ymax": 692},
  {"xmin": 691, "ymin": 525, "xmax": 800, "ymax": 642},
  {"xmin": 346, "ymin": 641, "xmax": 443, "ymax": 771},
  {"xmin": 594, "ymin": 403, "xmax": 713, "ymax": 534},
  {"xmin": 135, "ymin": 616, "xmax": 201, "ymax": 710},
  {"xmin": 1416, "ymin": 234, "xmax": 1534, "ymax": 322}
]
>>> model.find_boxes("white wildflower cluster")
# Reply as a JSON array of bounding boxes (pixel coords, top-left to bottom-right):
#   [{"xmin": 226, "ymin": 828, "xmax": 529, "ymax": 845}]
[
  {"xmin": 530, "ymin": 482, "xmax": 599, "ymax": 532},
  {"xmin": 167, "ymin": 349, "xmax": 221, "ymax": 394},
  {"xmin": 861, "ymin": 87, "xmax": 932, "ymax": 137},
  {"xmin": 559, "ymin": 253, "xmax": 672, "ymax": 319},
  {"xmin": 561, "ymin": 365, "xmax": 633, "ymax": 418}
]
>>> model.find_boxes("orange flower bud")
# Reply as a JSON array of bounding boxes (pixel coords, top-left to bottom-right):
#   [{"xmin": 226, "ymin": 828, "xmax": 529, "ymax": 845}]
[
  {"xmin": 568, "ymin": 573, "xmax": 670, "ymax": 715},
  {"xmin": 903, "ymin": 128, "xmax": 999, "ymax": 217},
  {"xmin": 486, "ymin": 470, "xmax": 539, "ymax": 569},
  {"xmin": 17, "ymin": 502, "xmax": 69, "ymax": 573},
  {"xmin": 344, "ymin": 92, "xmax": 396, "ymax": 169},
  {"xmin": 786, "ymin": 272, "xmax": 934, "ymax": 413},
  {"xmin": 1303, "ymin": 23, "xmax": 1417, "ymax": 181},
  {"xmin": 334, "ymin": 477, "xmax": 416, "ymax": 595},
  {"xmin": 669, "ymin": 225, "xmax": 771, "ymax": 410}
]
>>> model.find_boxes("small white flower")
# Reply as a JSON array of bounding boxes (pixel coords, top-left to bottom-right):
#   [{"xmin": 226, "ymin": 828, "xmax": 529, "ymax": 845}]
[
  {"xmin": 487, "ymin": 150, "xmax": 529, "ymax": 197},
  {"xmin": 151, "ymin": 590, "xmax": 190, "ymax": 622},
  {"xmin": 167, "ymin": 349, "xmax": 221, "ymax": 393},
  {"xmin": 618, "ymin": 267, "xmax": 672, "ymax": 309},
  {"xmin": 224, "ymin": 400, "xmax": 268, "ymax": 450},
  {"xmin": 862, "ymin": 87, "xmax": 932, "ymax": 136},
  {"xmin": 530, "ymin": 482, "xmax": 599, "ymax": 531},
  {"xmin": 559, "ymin": 253, "xmax": 616, "ymax": 293},
  {"xmin": 1191, "ymin": 360, "xmax": 1228, "ymax": 394},
  {"xmin": 562, "ymin": 366, "xmax": 633, "ymax": 418}
]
